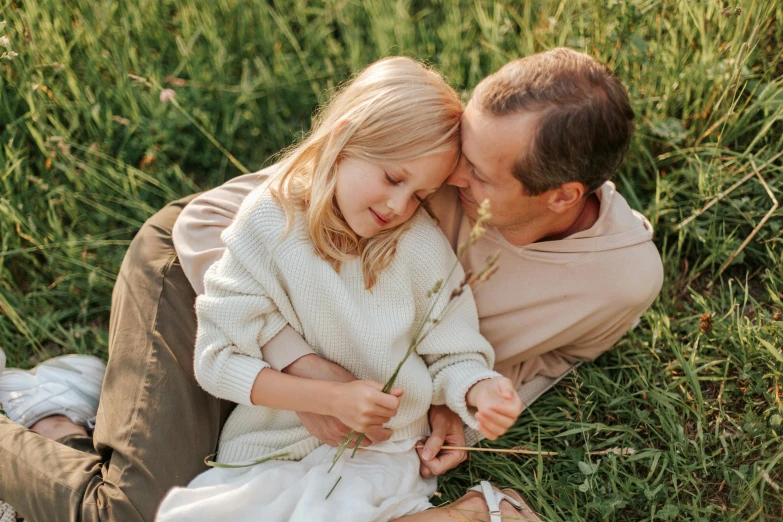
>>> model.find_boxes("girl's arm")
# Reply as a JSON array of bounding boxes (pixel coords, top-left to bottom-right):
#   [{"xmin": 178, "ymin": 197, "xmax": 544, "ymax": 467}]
[{"xmin": 250, "ymin": 368, "xmax": 403, "ymax": 434}]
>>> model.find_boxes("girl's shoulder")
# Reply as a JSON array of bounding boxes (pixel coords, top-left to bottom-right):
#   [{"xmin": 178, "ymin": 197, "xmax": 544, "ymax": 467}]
[
  {"xmin": 395, "ymin": 209, "xmax": 458, "ymax": 269},
  {"xmin": 223, "ymin": 180, "xmax": 291, "ymax": 249}
]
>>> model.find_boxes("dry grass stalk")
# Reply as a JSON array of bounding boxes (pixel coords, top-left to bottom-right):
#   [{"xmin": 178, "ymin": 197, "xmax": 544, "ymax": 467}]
[
  {"xmin": 715, "ymin": 157, "xmax": 779, "ymax": 278},
  {"xmin": 674, "ymin": 149, "xmax": 783, "ymax": 231},
  {"xmin": 351, "ymin": 444, "xmax": 639, "ymax": 457}
]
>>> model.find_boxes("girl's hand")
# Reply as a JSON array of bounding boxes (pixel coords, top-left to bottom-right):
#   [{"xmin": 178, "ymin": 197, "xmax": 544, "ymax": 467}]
[
  {"xmin": 329, "ymin": 380, "xmax": 403, "ymax": 434},
  {"xmin": 466, "ymin": 377, "xmax": 523, "ymax": 440}
]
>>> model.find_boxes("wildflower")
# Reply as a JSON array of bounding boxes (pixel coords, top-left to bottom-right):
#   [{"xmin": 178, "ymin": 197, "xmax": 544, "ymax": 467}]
[
  {"xmin": 0, "ymin": 36, "xmax": 10, "ymax": 48},
  {"xmin": 159, "ymin": 88, "xmax": 176, "ymax": 103},
  {"xmin": 699, "ymin": 312, "xmax": 713, "ymax": 334}
]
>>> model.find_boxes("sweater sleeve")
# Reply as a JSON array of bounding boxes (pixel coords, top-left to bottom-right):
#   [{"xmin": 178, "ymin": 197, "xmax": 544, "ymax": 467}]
[
  {"xmin": 193, "ymin": 193, "xmax": 291, "ymax": 406},
  {"xmin": 404, "ymin": 214, "xmax": 501, "ymax": 430},
  {"xmin": 173, "ymin": 166, "xmax": 318, "ymax": 371}
]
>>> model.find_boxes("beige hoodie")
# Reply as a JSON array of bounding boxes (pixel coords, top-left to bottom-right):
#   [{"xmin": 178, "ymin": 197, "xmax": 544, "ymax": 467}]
[{"xmin": 172, "ymin": 165, "xmax": 663, "ymax": 386}]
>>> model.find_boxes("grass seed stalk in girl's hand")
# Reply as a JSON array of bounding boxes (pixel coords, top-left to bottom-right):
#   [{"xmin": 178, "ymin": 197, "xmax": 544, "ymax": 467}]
[{"xmin": 325, "ymin": 199, "xmax": 500, "ymax": 497}]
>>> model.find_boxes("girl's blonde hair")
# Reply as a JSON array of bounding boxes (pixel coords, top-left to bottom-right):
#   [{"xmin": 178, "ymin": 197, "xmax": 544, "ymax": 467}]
[{"xmin": 270, "ymin": 57, "xmax": 463, "ymax": 289}]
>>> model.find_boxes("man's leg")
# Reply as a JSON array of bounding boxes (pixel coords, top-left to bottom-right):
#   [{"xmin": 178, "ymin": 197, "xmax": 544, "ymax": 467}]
[{"xmin": 0, "ymin": 195, "xmax": 234, "ymax": 522}]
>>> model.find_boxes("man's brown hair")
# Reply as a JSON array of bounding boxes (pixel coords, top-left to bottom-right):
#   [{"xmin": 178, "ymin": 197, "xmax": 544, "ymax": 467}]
[{"xmin": 473, "ymin": 48, "xmax": 635, "ymax": 195}]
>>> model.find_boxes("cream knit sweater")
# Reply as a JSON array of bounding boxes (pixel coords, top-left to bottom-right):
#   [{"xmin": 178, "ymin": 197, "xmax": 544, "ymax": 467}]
[{"xmin": 195, "ymin": 183, "xmax": 500, "ymax": 464}]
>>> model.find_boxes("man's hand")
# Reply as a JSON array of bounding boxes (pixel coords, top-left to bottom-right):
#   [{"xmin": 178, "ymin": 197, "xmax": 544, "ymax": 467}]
[
  {"xmin": 284, "ymin": 354, "xmax": 392, "ymax": 447},
  {"xmin": 466, "ymin": 377, "xmax": 523, "ymax": 440},
  {"xmin": 297, "ymin": 413, "xmax": 393, "ymax": 447},
  {"xmin": 417, "ymin": 405, "xmax": 467, "ymax": 478}
]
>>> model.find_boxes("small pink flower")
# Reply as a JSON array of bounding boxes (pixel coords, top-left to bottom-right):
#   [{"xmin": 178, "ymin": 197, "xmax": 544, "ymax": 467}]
[{"xmin": 159, "ymin": 89, "xmax": 176, "ymax": 103}]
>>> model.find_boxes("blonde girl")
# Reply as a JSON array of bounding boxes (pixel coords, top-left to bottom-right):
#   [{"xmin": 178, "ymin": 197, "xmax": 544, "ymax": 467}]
[{"xmin": 156, "ymin": 57, "xmax": 524, "ymax": 522}]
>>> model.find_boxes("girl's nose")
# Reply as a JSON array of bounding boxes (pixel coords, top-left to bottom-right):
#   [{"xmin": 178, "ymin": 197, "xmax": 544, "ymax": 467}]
[{"xmin": 387, "ymin": 191, "xmax": 410, "ymax": 216}]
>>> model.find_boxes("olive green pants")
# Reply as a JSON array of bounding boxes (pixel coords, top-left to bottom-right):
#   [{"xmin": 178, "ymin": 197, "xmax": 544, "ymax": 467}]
[{"xmin": 0, "ymin": 195, "xmax": 234, "ymax": 522}]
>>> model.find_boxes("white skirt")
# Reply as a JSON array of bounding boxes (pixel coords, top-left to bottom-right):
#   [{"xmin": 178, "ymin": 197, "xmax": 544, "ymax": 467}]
[{"xmin": 156, "ymin": 439, "xmax": 436, "ymax": 522}]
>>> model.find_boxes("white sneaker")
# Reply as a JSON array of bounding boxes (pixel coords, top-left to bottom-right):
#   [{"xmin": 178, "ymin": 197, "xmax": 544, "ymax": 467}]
[{"xmin": 0, "ymin": 354, "xmax": 106, "ymax": 429}]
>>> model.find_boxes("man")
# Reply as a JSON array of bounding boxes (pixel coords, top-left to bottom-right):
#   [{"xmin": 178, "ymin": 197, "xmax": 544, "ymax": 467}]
[{"xmin": 0, "ymin": 48, "xmax": 662, "ymax": 521}]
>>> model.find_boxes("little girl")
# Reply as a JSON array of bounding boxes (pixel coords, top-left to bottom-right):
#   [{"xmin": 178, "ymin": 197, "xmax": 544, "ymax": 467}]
[{"xmin": 157, "ymin": 57, "xmax": 523, "ymax": 522}]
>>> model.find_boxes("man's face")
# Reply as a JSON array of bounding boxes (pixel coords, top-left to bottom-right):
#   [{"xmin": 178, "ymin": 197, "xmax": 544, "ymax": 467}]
[{"xmin": 447, "ymin": 102, "xmax": 546, "ymax": 231}]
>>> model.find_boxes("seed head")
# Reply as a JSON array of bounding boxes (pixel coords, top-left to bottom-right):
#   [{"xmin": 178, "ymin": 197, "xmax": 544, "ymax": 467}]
[
  {"xmin": 699, "ymin": 312, "xmax": 713, "ymax": 334},
  {"xmin": 159, "ymin": 89, "xmax": 177, "ymax": 103},
  {"xmin": 0, "ymin": 36, "xmax": 10, "ymax": 48}
]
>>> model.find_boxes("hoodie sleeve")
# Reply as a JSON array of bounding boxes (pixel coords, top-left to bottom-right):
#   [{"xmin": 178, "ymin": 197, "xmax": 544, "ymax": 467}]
[
  {"xmin": 173, "ymin": 168, "xmax": 275, "ymax": 296},
  {"xmin": 512, "ymin": 240, "xmax": 663, "ymax": 385}
]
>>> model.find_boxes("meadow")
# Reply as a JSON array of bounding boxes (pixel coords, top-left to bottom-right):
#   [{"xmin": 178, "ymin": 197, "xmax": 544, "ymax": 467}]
[{"xmin": 1, "ymin": 0, "xmax": 782, "ymax": 520}]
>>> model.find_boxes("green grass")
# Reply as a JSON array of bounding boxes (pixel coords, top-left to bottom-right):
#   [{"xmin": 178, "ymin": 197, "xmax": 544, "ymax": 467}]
[{"xmin": 1, "ymin": 0, "xmax": 782, "ymax": 520}]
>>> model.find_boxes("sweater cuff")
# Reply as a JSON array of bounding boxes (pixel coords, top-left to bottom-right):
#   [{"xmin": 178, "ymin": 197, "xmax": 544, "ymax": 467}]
[
  {"xmin": 218, "ymin": 355, "xmax": 271, "ymax": 406},
  {"xmin": 440, "ymin": 362, "xmax": 501, "ymax": 430},
  {"xmin": 261, "ymin": 325, "xmax": 316, "ymax": 372}
]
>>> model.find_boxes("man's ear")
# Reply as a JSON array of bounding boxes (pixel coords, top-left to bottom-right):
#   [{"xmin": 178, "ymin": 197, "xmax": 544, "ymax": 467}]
[{"xmin": 545, "ymin": 182, "xmax": 587, "ymax": 213}]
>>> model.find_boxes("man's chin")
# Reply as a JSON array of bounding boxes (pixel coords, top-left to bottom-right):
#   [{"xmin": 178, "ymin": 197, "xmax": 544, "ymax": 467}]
[
  {"xmin": 459, "ymin": 201, "xmax": 479, "ymax": 219},
  {"xmin": 457, "ymin": 193, "xmax": 479, "ymax": 218}
]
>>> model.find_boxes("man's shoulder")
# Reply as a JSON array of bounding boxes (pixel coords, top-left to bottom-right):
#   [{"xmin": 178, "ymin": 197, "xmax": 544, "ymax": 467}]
[
  {"xmin": 224, "ymin": 181, "xmax": 290, "ymax": 249},
  {"xmin": 586, "ymin": 240, "xmax": 663, "ymax": 311}
]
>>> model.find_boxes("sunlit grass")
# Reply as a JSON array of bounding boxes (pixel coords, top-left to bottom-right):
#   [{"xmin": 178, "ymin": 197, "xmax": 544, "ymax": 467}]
[{"xmin": 1, "ymin": 0, "xmax": 781, "ymax": 519}]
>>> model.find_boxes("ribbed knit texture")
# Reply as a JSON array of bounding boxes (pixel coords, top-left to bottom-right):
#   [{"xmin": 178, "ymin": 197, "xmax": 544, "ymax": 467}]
[{"xmin": 194, "ymin": 184, "xmax": 499, "ymax": 464}]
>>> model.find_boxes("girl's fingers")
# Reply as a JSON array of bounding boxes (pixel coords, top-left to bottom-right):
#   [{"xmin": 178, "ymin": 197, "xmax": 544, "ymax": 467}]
[
  {"xmin": 369, "ymin": 405, "xmax": 398, "ymax": 418},
  {"xmin": 485, "ymin": 409, "xmax": 515, "ymax": 429},
  {"xmin": 475, "ymin": 411, "xmax": 506, "ymax": 437},
  {"xmin": 375, "ymin": 392, "xmax": 401, "ymax": 411},
  {"xmin": 489, "ymin": 403, "xmax": 521, "ymax": 423},
  {"xmin": 364, "ymin": 415, "xmax": 393, "ymax": 426},
  {"xmin": 484, "ymin": 410, "xmax": 513, "ymax": 430},
  {"xmin": 477, "ymin": 421, "xmax": 501, "ymax": 440}
]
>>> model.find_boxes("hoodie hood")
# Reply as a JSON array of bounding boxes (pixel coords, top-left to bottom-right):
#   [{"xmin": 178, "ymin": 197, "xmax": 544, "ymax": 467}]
[{"xmin": 483, "ymin": 181, "xmax": 654, "ymax": 255}]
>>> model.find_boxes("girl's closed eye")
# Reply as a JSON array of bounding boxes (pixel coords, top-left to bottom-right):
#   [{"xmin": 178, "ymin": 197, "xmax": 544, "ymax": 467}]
[{"xmin": 385, "ymin": 172, "xmax": 401, "ymax": 186}]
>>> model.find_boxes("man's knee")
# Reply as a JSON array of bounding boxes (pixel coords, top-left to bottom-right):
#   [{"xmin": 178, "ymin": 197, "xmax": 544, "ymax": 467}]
[{"xmin": 80, "ymin": 479, "xmax": 149, "ymax": 522}]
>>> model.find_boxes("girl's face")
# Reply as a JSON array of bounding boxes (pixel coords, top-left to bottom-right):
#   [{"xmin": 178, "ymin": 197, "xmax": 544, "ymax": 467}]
[{"xmin": 334, "ymin": 147, "xmax": 459, "ymax": 238}]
